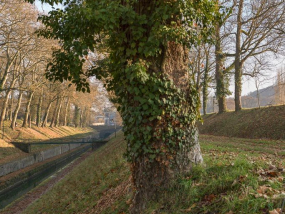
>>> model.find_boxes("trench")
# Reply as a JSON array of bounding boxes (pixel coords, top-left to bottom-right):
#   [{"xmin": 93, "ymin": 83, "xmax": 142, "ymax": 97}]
[{"xmin": 0, "ymin": 144, "xmax": 94, "ymax": 210}]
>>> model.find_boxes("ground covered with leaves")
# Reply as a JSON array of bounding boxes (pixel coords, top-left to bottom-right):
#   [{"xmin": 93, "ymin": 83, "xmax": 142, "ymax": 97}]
[{"xmin": 21, "ymin": 132, "xmax": 284, "ymax": 214}]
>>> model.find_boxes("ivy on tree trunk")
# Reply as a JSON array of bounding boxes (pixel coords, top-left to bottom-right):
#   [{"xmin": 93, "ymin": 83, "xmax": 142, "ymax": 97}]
[{"xmin": 26, "ymin": 0, "xmax": 218, "ymax": 212}]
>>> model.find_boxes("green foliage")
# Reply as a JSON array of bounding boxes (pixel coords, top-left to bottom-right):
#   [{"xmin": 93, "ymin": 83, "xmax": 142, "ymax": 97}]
[{"xmin": 27, "ymin": 0, "xmax": 218, "ymax": 162}]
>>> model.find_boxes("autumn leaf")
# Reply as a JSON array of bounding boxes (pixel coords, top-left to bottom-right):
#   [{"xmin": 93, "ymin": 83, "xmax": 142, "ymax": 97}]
[
  {"xmin": 181, "ymin": 204, "xmax": 196, "ymax": 212},
  {"xmin": 269, "ymin": 208, "xmax": 282, "ymax": 214},
  {"xmin": 204, "ymin": 194, "xmax": 216, "ymax": 202}
]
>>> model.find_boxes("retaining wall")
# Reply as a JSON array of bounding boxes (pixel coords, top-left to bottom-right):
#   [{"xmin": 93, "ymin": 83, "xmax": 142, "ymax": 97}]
[{"xmin": 0, "ymin": 143, "xmax": 83, "ymax": 177}]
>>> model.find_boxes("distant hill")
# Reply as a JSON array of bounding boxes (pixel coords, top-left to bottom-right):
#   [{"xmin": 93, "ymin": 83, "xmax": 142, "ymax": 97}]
[
  {"xmin": 247, "ymin": 85, "xmax": 275, "ymax": 98},
  {"xmin": 241, "ymin": 85, "xmax": 277, "ymax": 109},
  {"xmin": 203, "ymin": 85, "xmax": 277, "ymax": 113}
]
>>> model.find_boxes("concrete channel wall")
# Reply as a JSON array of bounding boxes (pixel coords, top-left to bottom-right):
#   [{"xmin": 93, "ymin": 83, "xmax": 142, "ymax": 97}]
[{"xmin": 0, "ymin": 143, "xmax": 83, "ymax": 177}]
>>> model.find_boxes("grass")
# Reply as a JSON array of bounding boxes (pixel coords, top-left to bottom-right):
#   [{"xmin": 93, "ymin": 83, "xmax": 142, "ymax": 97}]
[
  {"xmin": 22, "ymin": 132, "xmax": 285, "ymax": 214},
  {"xmin": 23, "ymin": 132, "xmax": 131, "ymax": 214},
  {"xmin": 199, "ymin": 105, "xmax": 285, "ymax": 140}
]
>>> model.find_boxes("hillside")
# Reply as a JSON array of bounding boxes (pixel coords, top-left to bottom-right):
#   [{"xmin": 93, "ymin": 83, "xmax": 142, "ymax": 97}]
[{"xmin": 199, "ymin": 105, "xmax": 285, "ymax": 140}]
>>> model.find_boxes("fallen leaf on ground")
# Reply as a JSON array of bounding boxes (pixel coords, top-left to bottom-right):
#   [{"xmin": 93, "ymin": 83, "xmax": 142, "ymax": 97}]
[
  {"xmin": 181, "ymin": 204, "xmax": 196, "ymax": 212},
  {"xmin": 269, "ymin": 208, "xmax": 282, "ymax": 214},
  {"xmin": 204, "ymin": 194, "xmax": 216, "ymax": 202}
]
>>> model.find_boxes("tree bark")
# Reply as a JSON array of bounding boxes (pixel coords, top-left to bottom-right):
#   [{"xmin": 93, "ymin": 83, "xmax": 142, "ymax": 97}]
[
  {"xmin": 54, "ymin": 97, "xmax": 63, "ymax": 127},
  {"xmin": 9, "ymin": 90, "xmax": 14, "ymax": 121},
  {"xmin": 50, "ymin": 97, "xmax": 59, "ymax": 128},
  {"xmin": 36, "ymin": 89, "xmax": 43, "ymax": 127},
  {"xmin": 74, "ymin": 105, "xmax": 80, "ymax": 128},
  {"xmin": 215, "ymin": 24, "xmax": 227, "ymax": 113},
  {"xmin": 11, "ymin": 92, "xmax": 22, "ymax": 130},
  {"xmin": 202, "ymin": 49, "xmax": 210, "ymax": 115},
  {"xmin": 63, "ymin": 97, "xmax": 70, "ymax": 126},
  {"xmin": 42, "ymin": 101, "xmax": 52, "ymax": 127},
  {"xmin": 22, "ymin": 91, "xmax": 34, "ymax": 128},
  {"xmin": 129, "ymin": 40, "xmax": 203, "ymax": 213},
  {"xmin": 234, "ymin": 0, "xmax": 244, "ymax": 112}
]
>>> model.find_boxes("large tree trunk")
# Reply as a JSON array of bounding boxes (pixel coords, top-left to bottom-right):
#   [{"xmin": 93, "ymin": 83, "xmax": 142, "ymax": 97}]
[
  {"xmin": 22, "ymin": 91, "xmax": 34, "ymax": 128},
  {"xmin": 234, "ymin": 0, "xmax": 244, "ymax": 112},
  {"xmin": 215, "ymin": 24, "xmax": 227, "ymax": 113},
  {"xmin": 11, "ymin": 92, "xmax": 23, "ymax": 130},
  {"xmin": 128, "ymin": 41, "xmax": 203, "ymax": 213}
]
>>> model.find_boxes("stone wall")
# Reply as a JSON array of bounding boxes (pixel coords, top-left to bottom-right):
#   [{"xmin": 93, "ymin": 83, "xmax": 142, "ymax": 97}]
[{"xmin": 0, "ymin": 143, "xmax": 83, "ymax": 177}]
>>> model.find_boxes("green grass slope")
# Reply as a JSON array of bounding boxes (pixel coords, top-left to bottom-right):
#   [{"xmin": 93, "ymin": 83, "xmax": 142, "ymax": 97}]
[
  {"xmin": 21, "ymin": 132, "xmax": 285, "ymax": 214},
  {"xmin": 198, "ymin": 105, "xmax": 285, "ymax": 140}
]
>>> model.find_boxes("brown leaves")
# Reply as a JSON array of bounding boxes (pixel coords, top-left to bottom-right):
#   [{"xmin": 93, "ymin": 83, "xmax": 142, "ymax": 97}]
[
  {"xmin": 232, "ymin": 174, "xmax": 248, "ymax": 186},
  {"xmin": 269, "ymin": 208, "xmax": 282, "ymax": 214},
  {"xmin": 180, "ymin": 204, "xmax": 196, "ymax": 212},
  {"xmin": 204, "ymin": 194, "xmax": 216, "ymax": 202},
  {"xmin": 254, "ymin": 185, "xmax": 285, "ymax": 199}
]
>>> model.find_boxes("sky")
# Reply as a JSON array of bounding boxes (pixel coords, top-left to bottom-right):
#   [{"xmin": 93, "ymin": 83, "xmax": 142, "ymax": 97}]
[
  {"xmin": 35, "ymin": 0, "xmax": 63, "ymax": 13},
  {"xmin": 34, "ymin": 2, "xmax": 284, "ymax": 96}
]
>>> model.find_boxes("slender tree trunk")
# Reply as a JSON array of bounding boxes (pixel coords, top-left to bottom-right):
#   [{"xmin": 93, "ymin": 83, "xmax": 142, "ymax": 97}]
[
  {"xmin": 0, "ymin": 76, "xmax": 17, "ymax": 127},
  {"xmin": 202, "ymin": 50, "xmax": 209, "ymax": 115},
  {"xmin": 11, "ymin": 92, "xmax": 22, "ymax": 130},
  {"xmin": 74, "ymin": 105, "xmax": 80, "ymax": 128},
  {"xmin": 9, "ymin": 90, "xmax": 14, "ymax": 121},
  {"xmin": 79, "ymin": 108, "xmax": 83, "ymax": 128},
  {"xmin": 215, "ymin": 24, "xmax": 227, "ymax": 113},
  {"xmin": 22, "ymin": 91, "xmax": 34, "ymax": 128},
  {"xmin": 42, "ymin": 101, "xmax": 52, "ymax": 127},
  {"xmin": 235, "ymin": 0, "xmax": 244, "ymax": 112},
  {"xmin": 0, "ymin": 91, "xmax": 11, "ymax": 128},
  {"xmin": 36, "ymin": 89, "xmax": 43, "ymax": 127},
  {"xmin": 50, "ymin": 97, "xmax": 59, "ymax": 128},
  {"xmin": 63, "ymin": 97, "xmax": 70, "ymax": 126},
  {"xmin": 55, "ymin": 97, "xmax": 63, "ymax": 127}
]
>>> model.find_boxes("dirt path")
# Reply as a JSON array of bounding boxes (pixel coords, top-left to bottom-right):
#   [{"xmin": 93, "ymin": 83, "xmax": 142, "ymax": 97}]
[{"xmin": 0, "ymin": 150, "xmax": 94, "ymax": 214}]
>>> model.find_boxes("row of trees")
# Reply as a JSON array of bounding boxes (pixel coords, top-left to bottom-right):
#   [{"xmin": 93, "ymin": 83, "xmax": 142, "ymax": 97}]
[
  {"xmin": 190, "ymin": 0, "xmax": 285, "ymax": 114},
  {"xmin": 0, "ymin": 0, "xmax": 104, "ymax": 131}
]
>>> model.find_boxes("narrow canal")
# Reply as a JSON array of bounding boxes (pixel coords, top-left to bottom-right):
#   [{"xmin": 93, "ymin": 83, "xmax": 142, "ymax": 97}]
[{"xmin": 0, "ymin": 144, "xmax": 92, "ymax": 210}]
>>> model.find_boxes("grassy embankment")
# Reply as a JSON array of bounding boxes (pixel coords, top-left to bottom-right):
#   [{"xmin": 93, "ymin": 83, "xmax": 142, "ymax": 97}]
[
  {"xmin": 199, "ymin": 105, "xmax": 285, "ymax": 140},
  {"xmin": 22, "ymin": 128, "xmax": 285, "ymax": 213},
  {"xmin": 0, "ymin": 120, "xmax": 95, "ymax": 164}
]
